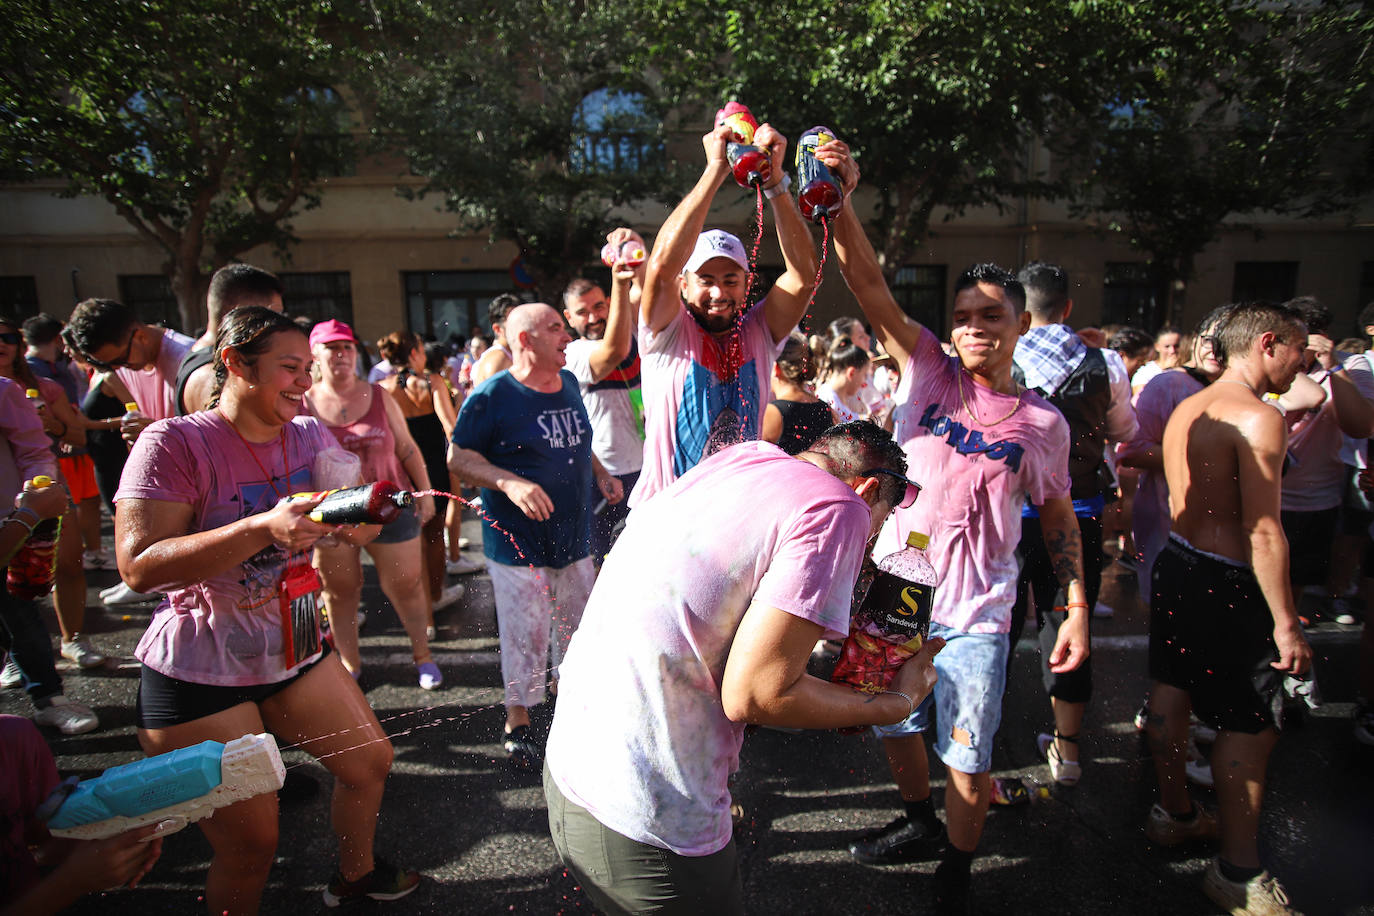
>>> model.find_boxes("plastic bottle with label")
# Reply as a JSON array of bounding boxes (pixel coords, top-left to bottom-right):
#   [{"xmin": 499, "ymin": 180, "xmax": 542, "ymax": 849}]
[
  {"xmin": 831, "ymin": 531, "xmax": 938, "ymax": 695},
  {"xmin": 6, "ymin": 476, "xmax": 63, "ymax": 600},
  {"xmin": 289, "ymin": 481, "xmax": 414, "ymax": 525},
  {"xmin": 715, "ymin": 102, "xmax": 770, "ymax": 189},
  {"xmin": 795, "ymin": 126, "xmax": 844, "ymax": 223}
]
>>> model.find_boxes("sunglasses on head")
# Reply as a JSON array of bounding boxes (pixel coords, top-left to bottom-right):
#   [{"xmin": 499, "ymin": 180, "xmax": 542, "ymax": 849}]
[{"xmin": 861, "ymin": 467, "xmax": 922, "ymax": 509}]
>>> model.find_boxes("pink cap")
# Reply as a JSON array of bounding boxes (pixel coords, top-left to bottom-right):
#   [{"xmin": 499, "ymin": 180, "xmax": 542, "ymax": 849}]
[{"xmin": 309, "ymin": 318, "xmax": 356, "ymax": 349}]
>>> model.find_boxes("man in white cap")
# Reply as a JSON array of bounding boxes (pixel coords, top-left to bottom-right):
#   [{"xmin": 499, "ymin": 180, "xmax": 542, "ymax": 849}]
[{"xmin": 629, "ymin": 118, "xmax": 819, "ymax": 507}]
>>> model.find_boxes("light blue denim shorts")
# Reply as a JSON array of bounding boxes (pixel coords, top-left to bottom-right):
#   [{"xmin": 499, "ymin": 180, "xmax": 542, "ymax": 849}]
[{"xmin": 871, "ymin": 621, "xmax": 1009, "ymax": 775}]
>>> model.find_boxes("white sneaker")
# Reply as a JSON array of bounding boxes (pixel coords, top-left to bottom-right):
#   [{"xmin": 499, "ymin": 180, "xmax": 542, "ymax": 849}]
[
  {"xmin": 1185, "ymin": 736, "xmax": 1214, "ymax": 787},
  {"xmin": 60, "ymin": 636, "xmax": 106, "ymax": 669},
  {"xmin": 1, "ymin": 656, "xmax": 24, "ymax": 688},
  {"xmin": 33, "ymin": 695, "xmax": 99, "ymax": 735},
  {"xmin": 82, "ymin": 549, "xmax": 115, "ymax": 571},
  {"xmin": 100, "ymin": 582, "xmax": 156, "ymax": 605},
  {"xmin": 433, "ymin": 583, "xmax": 466, "ymax": 612},
  {"xmin": 1203, "ymin": 859, "xmax": 1302, "ymax": 915},
  {"xmin": 417, "ymin": 661, "xmax": 443, "ymax": 691},
  {"xmin": 457, "ymin": 536, "xmax": 471, "ymax": 550},
  {"xmin": 445, "ymin": 555, "xmax": 485, "ymax": 576}
]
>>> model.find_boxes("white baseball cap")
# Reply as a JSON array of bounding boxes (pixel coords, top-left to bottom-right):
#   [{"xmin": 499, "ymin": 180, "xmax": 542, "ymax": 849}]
[{"xmin": 684, "ymin": 229, "xmax": 749, "ymax": 275}]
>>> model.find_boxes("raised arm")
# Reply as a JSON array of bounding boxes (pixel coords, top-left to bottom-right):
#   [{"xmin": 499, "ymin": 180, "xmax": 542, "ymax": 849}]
[
  {"xmin": 818, "ymin": 141, "xmax": 925, "ymax": 370},
  {"xmin": 1236, "ymin": 407, "xmax": 1311, "ymax": 675},
  {"xmin": 754, "ymin": 124, "xmax": 819, "ymax": 343},
  {"xmin": 585, "ymin": 243, "xmax": 640, "ymax": 383},
  {"xmin": 641, "ymin": 125, "xmax": 733, "ymax": 333}
]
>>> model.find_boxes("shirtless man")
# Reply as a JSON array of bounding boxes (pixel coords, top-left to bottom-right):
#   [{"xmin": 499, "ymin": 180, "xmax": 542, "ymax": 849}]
[{"xmin": 1148, "ymin": 301, "xmax": 1312, "ymax": 915}]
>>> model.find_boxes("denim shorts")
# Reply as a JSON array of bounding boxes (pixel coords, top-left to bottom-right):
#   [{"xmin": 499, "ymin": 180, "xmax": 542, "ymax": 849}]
[
  {"xmin": 371, "ymin": 504, "xmax": 421, "ymax": 544},
  {"xmin": 872, "ymin": 621, "xmax": 1009, "ymax": 775}
]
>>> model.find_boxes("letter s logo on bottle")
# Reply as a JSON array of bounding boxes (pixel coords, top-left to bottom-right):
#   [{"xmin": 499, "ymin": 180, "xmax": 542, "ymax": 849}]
[{"xmin": 893, "ymin": 586, "xmax": 925, "ymax": 616}]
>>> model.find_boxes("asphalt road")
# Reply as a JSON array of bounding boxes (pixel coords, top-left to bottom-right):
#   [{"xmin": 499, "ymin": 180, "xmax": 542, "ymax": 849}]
[{"xmin": 6, "ymin": 516, "xmax": 1372, "ymax": 915}]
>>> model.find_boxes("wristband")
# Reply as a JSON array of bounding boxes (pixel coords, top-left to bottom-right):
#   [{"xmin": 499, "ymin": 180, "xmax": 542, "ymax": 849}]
[
  {"xmin": 881, "ymin": 689, "xmax": 915, "ymax": 719},
  {"xmin": 763, "ymin": 174, "xmax": 792, "ymax": 199}
]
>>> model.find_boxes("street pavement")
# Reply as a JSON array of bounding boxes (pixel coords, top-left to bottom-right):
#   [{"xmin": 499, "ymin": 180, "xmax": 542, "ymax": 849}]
[{"xmin": 6, "ymin": 515, "xmax": 1373, "ymax": 915}]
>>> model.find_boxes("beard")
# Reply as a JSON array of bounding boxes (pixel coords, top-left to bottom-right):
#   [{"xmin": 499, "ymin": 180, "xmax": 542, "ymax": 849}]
[
  {"xmin": 684, "ymin": 295, "xmax": 740, "ymax": 335},
  {"xmin": 579, "ymin": 321, "xmax": 606, "ymax": 341}
]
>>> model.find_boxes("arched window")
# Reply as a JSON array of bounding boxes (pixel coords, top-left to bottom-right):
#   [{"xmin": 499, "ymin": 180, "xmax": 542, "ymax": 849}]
[{"xmin": 571, "ymin": 88, "xmax": 662, "ymax": 175}]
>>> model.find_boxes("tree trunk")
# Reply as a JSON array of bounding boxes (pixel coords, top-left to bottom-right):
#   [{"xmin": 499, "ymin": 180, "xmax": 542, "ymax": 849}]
[{"xmin": 168, "ymin": 253, "xmax": 209, "ymax": 335}]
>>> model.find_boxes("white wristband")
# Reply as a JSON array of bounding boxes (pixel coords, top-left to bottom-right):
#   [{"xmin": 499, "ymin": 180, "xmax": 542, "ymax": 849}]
[{"xmin": 763, "ymin": 173, "xmax": 792, "ymax": 199}]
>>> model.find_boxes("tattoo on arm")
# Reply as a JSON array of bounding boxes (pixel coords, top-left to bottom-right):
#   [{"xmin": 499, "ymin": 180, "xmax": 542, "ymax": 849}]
[{"xmin": 1045, "ymin": 524, "xmax": 1083, "ymax": 590}]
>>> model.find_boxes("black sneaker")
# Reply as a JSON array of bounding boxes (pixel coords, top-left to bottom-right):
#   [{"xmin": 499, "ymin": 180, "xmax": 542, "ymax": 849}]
[
  {"xmin": 848, "ymin": 815, "xmax": 947, "ymax": 865},
  {"xmin": 933, "ymin": 856, "xmax": 972, "ymax": 915},
  {"xmin": 322, "ymin": 855, "xmax": 420, "ymax": 907},
  {"xmin": 503, "ymin": 724, "xmax": 541, "ymax": 770}
]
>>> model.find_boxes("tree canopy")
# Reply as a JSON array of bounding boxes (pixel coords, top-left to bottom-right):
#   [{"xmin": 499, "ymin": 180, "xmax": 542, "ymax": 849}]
[{"xmin": 0, "ymin": 0, "xmax": 358, "ymax": 329}]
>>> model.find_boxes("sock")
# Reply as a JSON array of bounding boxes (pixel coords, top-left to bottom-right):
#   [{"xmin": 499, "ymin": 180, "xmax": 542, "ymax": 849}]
[
  {"xmin": 903, "ymin": 796, "xmax": 941, "ymax": 832},
  {"xmin": 1218, "ymin": 858, "xmax": 1263, "ymax": 884},
  {"xmin": 939, "ymin": 844, "xmax": 974, "ymax": 875}
]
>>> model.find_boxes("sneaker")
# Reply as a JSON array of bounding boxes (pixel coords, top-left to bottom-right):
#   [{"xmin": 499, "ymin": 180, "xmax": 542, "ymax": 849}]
[
  {"xmin": 1037, "ymin": 732, "xmax": 1082, "ymax": 786},
  {"xmin": 33, "ymin": 695, "xmax": 99, "ymax": 735},
  {"xmin": 502, "ymin": 724, "xmax": 541, "ymax": 770},
  {"xmin": 60, "ymin": 636, "xmax": 106, "ymax": 669},
  {"xmin": 1144, "ymin": 801, "xmax": 1218, "ymax": 846},
  {"xmin": 1202, "ymin": 859, "xmax": 1302, "ymax": 915},
  {"xmin": 457, "ymin": 536, "xmax": 471, "ymax": 550},
  {"xmin": 433, "ymin": 583, "xmax": 466, "ymax": 613},
  {"xmin": 82, "ymin": 549, "xmax": 115, "ymax": 571},
  {"xmin": 100, "ymin": 582, "xmax": 156, "ymax": 605},
  {"xmin": 990, "ymin": 776, "xmax": 1030, "ymax": 806},
  {"xmin": 417, "ymin": 661, "xmax": 442, "ymax": 690},
  {"xmin": 1092, "ymin": 601, "xmax": 1115, "ymax": 618},
  {"xmin": 1190, "ymin": 717, "xmax": 1218, "ymax": 745},
  {"xmin": 322, "ymin": 855, "xmax": 420, "ymax": 907},
  {"xmin": 1354, "ymin": 703, "xmax": 1374, "ymax": 746},
  {"xmin": 847, "ymin": 815, "xmax": 947, "ymax": 865},
  {"xmin": 425, "ymin": 624, "xmax": 436, "ymax": 641},
  {"xmin": 1185, "ymin": 737, "xmax": 1214, "ymax": 787},
  {"xmin": 1, "ymin": 655, "xmax": 23, "ymax": 689},
  {"xmin": 445, "ymin": 555, "xmax": 485, "ymax": 575},
  {"xmin": 1331, "ymin": 595, "xmax": 1360, "ymax": 626}
]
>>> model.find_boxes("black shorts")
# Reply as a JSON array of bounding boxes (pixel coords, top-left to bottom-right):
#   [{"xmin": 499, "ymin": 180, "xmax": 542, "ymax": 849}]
[
  {"xmin": 1280, "ymin": 506, "xmax": 1338, "ymax": 586},
  {"xmin": 1149, "ymin": 535, "xmax": 1282, "ymax": 734},
  {"xmin": 137, "ymin": 644, "xmax": 330, "ymax": 729}
]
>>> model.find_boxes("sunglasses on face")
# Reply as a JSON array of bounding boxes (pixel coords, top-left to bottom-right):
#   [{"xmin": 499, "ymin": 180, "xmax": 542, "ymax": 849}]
[
  {"xmin": 861, "ymin": 467, "xmax": 922, "ymax": 509},
  {"xmin": 84, "ymin": 328, "xmax": 137, "ymax": 371},
  {"xmin": 0, "ymin": 332, "xmax": 21, "ymax": 345}
]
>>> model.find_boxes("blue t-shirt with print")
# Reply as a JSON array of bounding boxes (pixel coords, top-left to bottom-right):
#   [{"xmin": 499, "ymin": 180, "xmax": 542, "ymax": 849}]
[{"xmin": 452, "ymin": 369, "xmax": 592, "ymax": 568}]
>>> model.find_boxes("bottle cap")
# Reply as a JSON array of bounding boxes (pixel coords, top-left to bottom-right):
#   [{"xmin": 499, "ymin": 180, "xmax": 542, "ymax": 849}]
[
  {"xmin": 124, "ymin": 402, "xmax": 140, "ymax": 413},
  {"xmin": 25, "ymin": 389, "xmax": 39, "ymax": 399},
  {"xmin": 906, "ymin": 531, "xmax": 929, "ymax": 550},
  {"xmin": 31, "ymin": 476, "xmax": 53, "ymax": 488}
]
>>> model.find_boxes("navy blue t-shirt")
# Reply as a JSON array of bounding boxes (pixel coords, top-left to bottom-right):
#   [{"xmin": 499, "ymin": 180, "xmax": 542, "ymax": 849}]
[{"xmin": 452, "ymin": 369, "xmax": 592, "ymax": 568}]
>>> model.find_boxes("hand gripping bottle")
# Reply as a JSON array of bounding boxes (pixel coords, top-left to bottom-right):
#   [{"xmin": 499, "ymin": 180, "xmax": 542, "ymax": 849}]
[
  {"xmin": 123, "ymin": 401, "xmax": 145, "ymax": 422},
  {"xmin": 600, "ymin": 239, "xmax": 647, "ymax": 268},
  {"xmin": 289, "ymin": 481, "xmax": 414, "ymax": 525},
  {"xmin": 715, "ymin": 102, "xmax": 770, "ymax": 189},
  {"xmin": 795, "ymin": 126, "xmax": 844, "ymax": 223},
  {"xmin": 832, "ymin": 531, "xmax": 937, "ymax": 695},
  {"xmin": 6, "ymin": 476, "xmax": 63, "ymax": 600}
]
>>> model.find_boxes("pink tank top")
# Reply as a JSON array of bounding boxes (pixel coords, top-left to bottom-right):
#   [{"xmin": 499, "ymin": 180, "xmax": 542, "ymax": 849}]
[{"xmin": 321, "ymin": 384, "xmax": 410, "ymax": 487}]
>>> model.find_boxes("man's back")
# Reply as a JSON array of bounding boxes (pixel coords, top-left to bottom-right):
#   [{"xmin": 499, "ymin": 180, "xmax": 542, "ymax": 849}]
[{"xmin": 1163, "ymin": 384, "xmax": 1285, "ymax": 563}]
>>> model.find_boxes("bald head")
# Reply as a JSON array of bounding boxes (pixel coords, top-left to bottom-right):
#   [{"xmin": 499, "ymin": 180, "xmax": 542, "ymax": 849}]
[{"xmin": 506, "ymin": 303, "xmax": 556, "ymax": 353}]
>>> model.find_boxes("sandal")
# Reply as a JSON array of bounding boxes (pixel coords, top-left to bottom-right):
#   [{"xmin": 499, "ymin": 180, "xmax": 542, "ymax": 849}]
[{"xmin": 1036, "ymin": 731, "xmax": 1082, "ymax": 786}]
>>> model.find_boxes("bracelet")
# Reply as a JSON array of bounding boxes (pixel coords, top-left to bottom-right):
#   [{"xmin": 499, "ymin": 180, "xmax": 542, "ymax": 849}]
[
  {"xmin": 763, "ymin": 173, "xmax": 792, "ymax": 199},
  {"xmin": 882, "ymin": 689, "xmax": 915, "ymax": 719},
  {"xmin": 1, "ymin": 510, "xmax": 37, "ymax": 536}
]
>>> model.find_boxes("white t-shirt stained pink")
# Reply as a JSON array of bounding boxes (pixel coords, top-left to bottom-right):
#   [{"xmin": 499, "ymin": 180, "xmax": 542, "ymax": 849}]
[
  {"xmin": 547, "ymin": 441, "xmax": 870, "ymax": 856},
  {"xmin": 629, "ymin": 303, "xmax": 784, "ymax": 507},
  {"xmin": 873, "ymin": 328, "xmax": 1070, "ymax": 634},
  {"xmin": 116, "ymin": 411, "xmax": 337, "ymax": 686}
]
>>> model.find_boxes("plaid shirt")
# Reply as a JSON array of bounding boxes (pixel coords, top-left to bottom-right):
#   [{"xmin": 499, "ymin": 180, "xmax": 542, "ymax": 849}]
[{"xmin": 1013, "ymin": 324, "xmax": 1087, "ymax": 397}]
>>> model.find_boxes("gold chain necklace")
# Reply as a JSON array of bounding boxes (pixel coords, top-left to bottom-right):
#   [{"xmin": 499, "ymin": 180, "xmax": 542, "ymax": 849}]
[{"xmin": 957, "ymin": 368, "xmax": 1023, "ymax": 426}]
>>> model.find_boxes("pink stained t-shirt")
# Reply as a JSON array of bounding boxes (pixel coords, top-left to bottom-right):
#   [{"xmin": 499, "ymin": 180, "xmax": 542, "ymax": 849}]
[
  {"xmin": 116, "ymin": 328, "xmax": 195, "ymax": 421},
  {"xmin": 1281, "ymin": 359, "xmax": 1374, "ymax": 512},
  {"xmin": 0, "ymin": 377, "xmax": 57, "ymax": 503},
  {"xmin": 629, "ymin": 302, "xmax": 785, "ymax": 508},
  {"xmin": 873, "ymin": 328, "xmax": 1070, "ymax": 634},
  {"xmin": 116, "ymin": 411, "xmax": 337, "ymax": 686},
  {"xmin": 547, "ymin": 441, "xmax": 871, "ymax": 856},
  {"xmin": 1126, "ymin": 368, "xmax": 1205, "ymax": 599},
  {"xmin": 314, "ymin": 384, "xmax": 410, "ymax": 488}
]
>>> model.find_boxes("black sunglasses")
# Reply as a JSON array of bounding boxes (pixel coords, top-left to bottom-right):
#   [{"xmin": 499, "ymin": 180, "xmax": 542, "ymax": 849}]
[
  {"xmin": 84, "ymin": 328, "xmax": 137, "ymax": 371},
  {"xmin": 861, "ymin": 467, "xmax": 922, "ymax": 509},
  {"xmin": 0, "ymin": 331, "xmax": 21, "ymax": 345}
]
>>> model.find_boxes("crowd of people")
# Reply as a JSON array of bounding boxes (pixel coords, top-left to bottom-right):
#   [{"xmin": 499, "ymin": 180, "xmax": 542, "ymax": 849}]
[{"xmin": 2, "ymin": 119, "xmax": 1371, "ymax": 916}]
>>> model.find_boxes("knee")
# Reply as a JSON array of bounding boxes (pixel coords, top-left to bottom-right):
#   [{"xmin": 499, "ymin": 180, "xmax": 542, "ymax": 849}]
[{"xmin": 334, "ymin": 737, "xmax": 393, "ymax": 790}]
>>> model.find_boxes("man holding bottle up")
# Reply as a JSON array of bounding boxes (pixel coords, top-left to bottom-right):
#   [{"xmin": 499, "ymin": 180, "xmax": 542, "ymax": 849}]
[
  {"xmin": 628, "ymin": 111, "xmax": 819, "ymax": 507},
  {"xmin": 821, "ymin": 139, "xmax": 1088, "ymax": 914}
]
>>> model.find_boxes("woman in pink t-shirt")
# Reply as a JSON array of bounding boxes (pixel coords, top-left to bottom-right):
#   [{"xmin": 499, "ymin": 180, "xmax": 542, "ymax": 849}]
[
  {"xmin": 115, "ymin": 308, "xmax": 419, "ymax": 911},
  {"xmin": 303, "ymin": 319, "xmax": 441, "ymax": 689}
]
